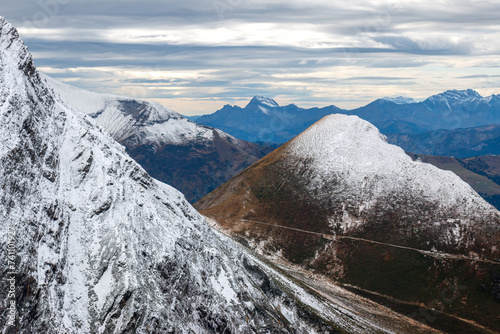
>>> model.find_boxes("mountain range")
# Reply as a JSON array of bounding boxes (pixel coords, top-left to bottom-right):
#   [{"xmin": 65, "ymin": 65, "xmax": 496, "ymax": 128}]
[
  {"xmin": 44, "ymin": 76, "xmax": 272, "ymax": 203},
  {"xmin": 348, "ymin": 89, "xmax": 500, "ymax": 134},
  {"xmin": 196, "ymin": 114, "xmax": 500, "ymax": 333},
  {"xmin": 389, "ymin": 124, "xmax": 500, "ymax": 158},
  {"xmin": 194, "ymin": 91, "xmax": 500, "ymax": 158},
  {"xmin": 195, "ymin": 96, "xmax": 342, "ymax": 143},
  {"xmin": 0, "ymin": 16, "xmax": 440, "ymax": 333}
]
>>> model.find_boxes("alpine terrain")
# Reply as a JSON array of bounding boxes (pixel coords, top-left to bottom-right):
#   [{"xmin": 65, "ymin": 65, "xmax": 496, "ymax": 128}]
[
  {"xmin": 348, "ymin": 90, "xmax": 500, "ymax": 134},
  {"xmin": 44, "ymin": 76, "xmax": 272, "ymax": 203},
  {"xmin": 197, "ymin": 114, "xmax": 500, "ymax": 333},
  {"xmin": 0, "ymin": 17, "xmax": 446, "ymax": 333}
]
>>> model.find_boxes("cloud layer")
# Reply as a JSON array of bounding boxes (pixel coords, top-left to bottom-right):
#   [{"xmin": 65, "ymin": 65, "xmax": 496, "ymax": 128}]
[{"xmin": 1, "ymin": 0, "xmax": 500, "ymax": 114}]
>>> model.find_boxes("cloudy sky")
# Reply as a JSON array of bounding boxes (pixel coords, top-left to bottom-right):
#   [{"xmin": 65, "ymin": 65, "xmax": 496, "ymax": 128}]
[{"xmin": 1, "ymin": 0, "xmax": 500, "ymax": 115}]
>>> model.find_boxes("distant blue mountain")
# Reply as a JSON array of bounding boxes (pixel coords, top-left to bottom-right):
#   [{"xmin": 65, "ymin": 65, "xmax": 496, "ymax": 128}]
[
  {"xmin": 194, "ymin": 90, "xmax": 500, "ymax": 144},
  {"xmin": 195, "ymin": 96, "xmax": 343, "ymax": 143},
  {"xmin": 387, "ymin": 124, "xmax": 500, "ymax": 158},
  {"xmin": 185, "ymin": 115, "xmax": 202, "ymax": 121},
  {"xmin": 347, "ymin": 90, "xmax": 500, "ymax": 134}
]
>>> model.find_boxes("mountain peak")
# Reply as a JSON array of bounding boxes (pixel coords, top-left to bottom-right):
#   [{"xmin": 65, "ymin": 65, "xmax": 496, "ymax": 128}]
[
  {"xmin": 287, "ymin": 113, "xmax": 495, "ymax": 211},
  {"xmin": 247, "ymin": 95, "xmax": 279, "ymax": 108},
  {"xmin": 197, "ymin": 114, "xmax": 500, "ymax": 334},
  {"xmin": 423, "ymin": 89, "xmax": 484, "ymax": 109},
  {"xmin": 0, "ymin": 16, "xmax": 35, "ymax": 76},
  {"xmin": 431, "ymin": 89, "xmax": 483, "ymax": 101}
]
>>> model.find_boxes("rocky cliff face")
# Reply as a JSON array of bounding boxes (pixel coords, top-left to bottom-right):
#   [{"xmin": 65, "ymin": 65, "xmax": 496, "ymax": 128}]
[
  {"xmin": 0, "ymin": 17, "xmax": 410, "ymax": 334},
  {"xmin": 197, "ymin": 114, "xmax": 500, "ymax": 333}
]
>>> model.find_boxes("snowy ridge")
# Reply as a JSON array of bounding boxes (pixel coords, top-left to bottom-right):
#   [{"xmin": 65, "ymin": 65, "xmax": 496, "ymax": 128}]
[
  {"xmin": 381, "ymin": 96, "xmax": 416, "ymax": 104},
  {"xmin": 440, "ymin": 89, "xmax": 483, "ymax": 100},
  {"xmin": 424, "ymin": 89, "xmax": 485, "ymax": 108},
  {"xmin": 0, "ymin": 16, "xmax": 370, "ymax": 333},
  {"xmin": 287, "ymin": 114, "xmax": 497, "ymax": 217},
  {"xmin": 44, "ymin": 75, "xmax": 253, "ymax": 151},
  {"xmin": 43, "ymin": 75, "xmax": 220, "ymax": 147}
]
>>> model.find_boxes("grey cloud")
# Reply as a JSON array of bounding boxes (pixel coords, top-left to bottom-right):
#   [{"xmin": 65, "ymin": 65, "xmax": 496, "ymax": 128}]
[
  {"xmin": 458, "ymin": 74, "xmax": 500, "ymax": 79},
  {"xmin": 1, "ymin": 0, "xmax": 499, "ymax": 114},
  {"xmin": 372, "ymin": 36, "xmax": 476, "ymax": 55}
]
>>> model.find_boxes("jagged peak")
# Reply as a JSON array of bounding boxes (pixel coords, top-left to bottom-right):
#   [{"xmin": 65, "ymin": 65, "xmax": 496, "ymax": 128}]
[
  {"xmin": 444, "ymin": 89, "xmax": 482, "ymax": 98},
  {"xmin": 427, "ymin": 89, "xmax": 483, "ymax": 103},
  {"xmin": 0, "ymin": 17, "xmax": 51, "ymax": 133},
  {"xmin": 0, "ymin": 17, "xmax": 40, "ymax": 88},
  {"xmin": 1, "ymin": 17, "xmax": 29, "ymax": 61}
]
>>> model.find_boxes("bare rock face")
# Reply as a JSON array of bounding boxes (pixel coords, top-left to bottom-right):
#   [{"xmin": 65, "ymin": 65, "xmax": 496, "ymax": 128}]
[
  {"xmin": 0, "ymin": 17, "xmax": 381, "ymax": 334},
  {"xmin": 197, "ymin": 114, "xmax": 500, "ymax": 333}
]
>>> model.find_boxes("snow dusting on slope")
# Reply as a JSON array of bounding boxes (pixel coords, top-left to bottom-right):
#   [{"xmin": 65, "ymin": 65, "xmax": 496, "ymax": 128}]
[
  {"xmin": 254, "ymin": 95, "xmax": 279, "ymax": 108},
  {"xmin": 44, "ymin": 74, "xmax": 257, "ymax": 154},
  {"xmin": 287, "ymin": 114, "xmax": 495, "ymax": 214},
  {"xmin": 381, "ymin": 96, "xmax": 417, "ymax": 104}
]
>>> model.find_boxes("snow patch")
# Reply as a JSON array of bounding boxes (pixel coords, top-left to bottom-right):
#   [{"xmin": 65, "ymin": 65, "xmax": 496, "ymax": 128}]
[
  {"xmin": 94, "ymin": 265, "xmax": 114, "ymax": 310},
  {"xmin": 211, "ymin": 269, "xmax": 238, "ymax": 304},
  {"xmin": 258, "ymin": 105, "xmax": 270, "ymax": 115}
]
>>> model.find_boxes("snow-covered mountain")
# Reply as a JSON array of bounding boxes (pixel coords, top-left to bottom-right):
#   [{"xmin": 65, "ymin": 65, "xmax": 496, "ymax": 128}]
[
  {"xmin": 44, "ymin": 76, "xmax": 271, "ymax": 202},
  {"xmin": 425, "ymin": 88, "xmax": 483, "ymax": 105},
  {"xmin": 195, "ymin": 96, "xmax": 343, "ymax": 143},
  {"xmin": 251, "ymin": 95, "xmax": 280, "ymax": 109},
  {"xmin": 44, "ymin": 75, "xmax": 220, "ymax": 146},
  {"xmin": 196, "ymin": 114, "xmax": 500, "ymax": 332},
  {"xmin": 0, "ymin": 17, "xmax": 439, "ymax": 333}
]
